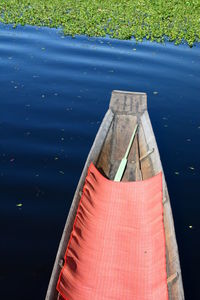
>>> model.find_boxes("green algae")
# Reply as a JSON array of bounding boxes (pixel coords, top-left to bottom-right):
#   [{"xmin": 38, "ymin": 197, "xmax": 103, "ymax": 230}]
[{"xmin": 0, "ymin": 0, "xmax": 200, "ymax": 46}]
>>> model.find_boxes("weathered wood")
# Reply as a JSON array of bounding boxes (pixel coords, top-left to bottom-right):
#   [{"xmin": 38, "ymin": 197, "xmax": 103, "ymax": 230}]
[
  {"xmin": 110, "ymin": 90, "xmax": 147, "ymax": 115},
  {"xmin": 138, "ymin": 121, "xmax": 154, "ymax": 180},
  {"xmin": 109, "ymin": 115, "xmax": 138, "ymax": 180},
  {"xmin": 140, "ymin": 148, "xmax": 154, "ymax": 161},
  {"xmin": 140, "ymin": 111, "xmax": 184, "ymax": 300},
  {"xmin": 167, "ymin": 272, "xmax": 179, "ymax": 284},
  {"xmin": 46, "ymin": 90, "xmax": 184, "ymax": 300},
  {"xmin": 96, "ymin": 121, "xmax": 113, "ymax": 178},
  {"xmin": 97, "ymin": 114, "xmax": 139, "ymax": 181}
]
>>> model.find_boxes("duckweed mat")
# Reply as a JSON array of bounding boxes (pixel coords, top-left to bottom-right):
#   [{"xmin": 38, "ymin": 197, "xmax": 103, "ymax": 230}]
[{"xmin": 0, "ymin": 0, "xmax": 200, "ymax": 46}]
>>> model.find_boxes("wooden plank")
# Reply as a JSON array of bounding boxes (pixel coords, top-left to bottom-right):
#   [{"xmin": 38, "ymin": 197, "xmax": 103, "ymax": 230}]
[
  {"xmin": 135, "ymin": 132, "xmax": 143, "ymax": 180},
  {"xmin": 96, "ymin": 121, "xmax": 113, "ymax": 178},
  {"xmin": 109, "ymin": 90, "xmax": 147, "ymax": 115},
  {"xmin": 114, "ymin": 123, "xmax": 138, "ymax": 181},
  {"xmin": 108, "ymin": 114, "xmax": 137, "ymax": 180},
  {"xmin": 138, "ymin": 121, "xmax": 154, "ymax": 180}
]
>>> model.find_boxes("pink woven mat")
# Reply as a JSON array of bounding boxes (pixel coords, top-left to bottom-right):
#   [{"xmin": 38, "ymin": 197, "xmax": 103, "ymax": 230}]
[{"xmin": 57, "ymin": 162, "xmax": 168, "ymax": 300}]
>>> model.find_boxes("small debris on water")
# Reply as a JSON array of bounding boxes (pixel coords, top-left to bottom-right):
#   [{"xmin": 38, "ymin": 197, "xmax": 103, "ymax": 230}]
[
  {"xmin": 16, "ymin": 203, "xmax": 22, "ymax": 207},
  {"xmin": 10, "ymin": 158, "xmax": 15, "ymax": 162},
  {"xmin": 153, "ymin": 91, "xmax": 158, "ymax": 95},
  {"xmin": 189, "ymin": 225, "xmax": 193, "ymax": 229},
  {"xmin": 186, "ymin": 139, "xmax": 191, "ymax": 142},
  {"xmin": 189, "ymin": 166, "xmax": 195, "ymax": 170},
  {"xmin": 54, "ymin": 157, "xmax": 59, "ymax": 160},
  {"xmin": 174, "ymin": 171, "xmax": 179, "ymax": 175},
  {"xmin": 59, "ymin": 171, "xmax": 65, "ymax": 175},
  {"xmin": 41, "ymin": 94, "xmax": 45, "ymax": 98},
  {"xmin": 133, "ymin": 48, "xmax": 137, "ymax": 51}
]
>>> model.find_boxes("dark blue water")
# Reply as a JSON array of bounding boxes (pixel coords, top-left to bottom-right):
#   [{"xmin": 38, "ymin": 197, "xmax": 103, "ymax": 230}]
[{"xmin": 0, "ymin": 23, "xmax": 200, "ymax": 300}]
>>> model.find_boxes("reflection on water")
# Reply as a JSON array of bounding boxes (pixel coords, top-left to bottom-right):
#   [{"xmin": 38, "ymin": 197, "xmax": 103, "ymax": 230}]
[{"xmin": 0, "ymin": 23, "xmax": 200, "ymax": 299}]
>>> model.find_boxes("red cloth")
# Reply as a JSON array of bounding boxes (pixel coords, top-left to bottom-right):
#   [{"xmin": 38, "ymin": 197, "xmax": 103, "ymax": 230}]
[{"xmin": 57, "ymin": 162, "xmax": 168, "ymax": 300}]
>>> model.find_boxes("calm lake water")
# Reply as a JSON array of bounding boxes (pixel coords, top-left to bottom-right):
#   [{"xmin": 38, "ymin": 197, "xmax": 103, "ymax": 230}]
[{"xmin": 0, "ymin": 23, "xmax": 200, "ymax": 299}]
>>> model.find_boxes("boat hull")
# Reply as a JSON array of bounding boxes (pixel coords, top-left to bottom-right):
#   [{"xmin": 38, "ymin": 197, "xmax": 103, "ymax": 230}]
[{"xmin": 46, "ymin": 90, "xmax": 184, "ymax": 300}]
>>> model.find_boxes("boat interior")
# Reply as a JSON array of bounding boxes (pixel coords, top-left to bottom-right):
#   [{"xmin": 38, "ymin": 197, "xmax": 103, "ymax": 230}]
[
  {"xmin": 46, "ymin": 91, "xmax": 184, "ymax": 300},
  {"xmin": 96, "ymin": 113, "xmax": 155, "ymax": 181}
]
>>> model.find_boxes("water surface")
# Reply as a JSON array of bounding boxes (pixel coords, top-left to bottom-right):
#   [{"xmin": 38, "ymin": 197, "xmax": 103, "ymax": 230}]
[{"xmin": 0, "ymin": 24, "xmax": 200, "ymax": 299}]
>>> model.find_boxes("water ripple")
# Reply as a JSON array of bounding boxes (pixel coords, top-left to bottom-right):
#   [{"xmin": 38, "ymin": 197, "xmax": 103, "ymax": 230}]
[{"xmin": 0, "ymin": 22, "xmax": 200, "ymax": 300}]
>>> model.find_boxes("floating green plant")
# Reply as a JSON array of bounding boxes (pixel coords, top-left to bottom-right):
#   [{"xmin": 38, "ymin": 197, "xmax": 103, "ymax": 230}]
[{"xmin": 0, "ymin": 0, "xmax": 200, "ymax": 46}]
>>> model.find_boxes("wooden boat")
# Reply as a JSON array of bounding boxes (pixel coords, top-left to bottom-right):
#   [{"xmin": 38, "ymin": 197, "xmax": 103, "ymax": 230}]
[{"xmin": 46, "ymin": 90, "xmax": 184, "ymax": 300}]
